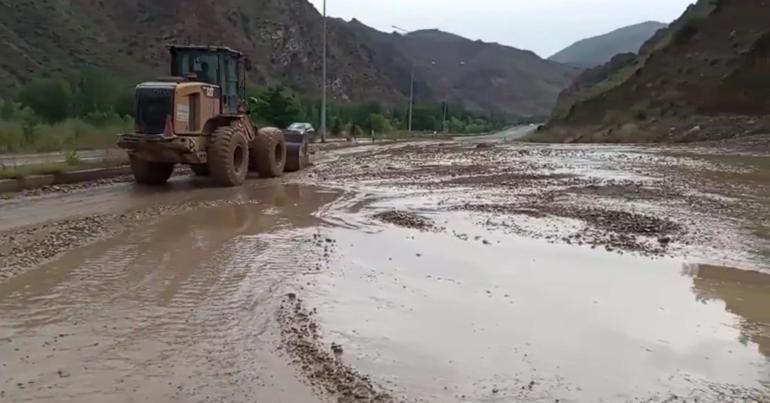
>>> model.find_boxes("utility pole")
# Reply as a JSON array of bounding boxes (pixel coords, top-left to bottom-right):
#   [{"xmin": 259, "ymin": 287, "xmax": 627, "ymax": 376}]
[
  {"xmin": 442, "ymin": 101, "xmax": 448, "ymax": 133},
  {"xmin": 408, "ymin": 69, "xmax": 414, "ymax": 133},
  {"xmin": 320, "ymin": 0, "xmax": 328, "ymax": 143},
  {"xmin": 393, "ymin": 26, "xmax": 414, "ymax": 133}
]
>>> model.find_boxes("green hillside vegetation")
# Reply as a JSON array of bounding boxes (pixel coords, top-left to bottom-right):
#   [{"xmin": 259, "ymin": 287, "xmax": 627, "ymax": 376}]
[
  {"xmin": 1, "ymin": 70, "xmax": 522, "ymax": 154},
  {"xmin": 0, "ymin": 69, "xmax": 134, "ymax": 154}
]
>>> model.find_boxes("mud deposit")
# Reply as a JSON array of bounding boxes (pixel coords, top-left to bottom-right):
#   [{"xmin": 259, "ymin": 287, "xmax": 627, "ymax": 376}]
[
  {"xmin": 278, "ymin": 294, "xmax": 394, "ymax": 403},
  {"xmin": 374, "ymin": 211, "xmax": 437, "ymax": 231},
  {"xmin": 287, "ymin": 140, "xmax": 770, "ymax": 402},
  {"xmin": 0, "ymin": 139, "xmax": 769, "ymax": 403}
]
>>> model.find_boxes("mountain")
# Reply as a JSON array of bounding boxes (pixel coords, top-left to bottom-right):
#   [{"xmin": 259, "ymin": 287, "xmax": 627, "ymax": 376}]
[
  {"xmin": 345, "ymin": 20, "xmax": 580, "ymax": 116},
  {"xmin": 541, "ymin": 0, "xmax": 770, "ymax": 143},
  {"xmin": 549, "ymin": 21, "xmax": 667, "ymax": 68},
  {"xmin": 0, "ymin": 0, "xmax": 578, "ymax": 117},
  {"xmin": 0, "ymin": 0, "xmax": 403, "ymax": 106}
]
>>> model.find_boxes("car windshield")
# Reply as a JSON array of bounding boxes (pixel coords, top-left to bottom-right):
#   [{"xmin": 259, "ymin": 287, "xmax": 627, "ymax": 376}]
[{"xmin": 288, "ymin": 123, "xmax": 305, "ymax": 130}]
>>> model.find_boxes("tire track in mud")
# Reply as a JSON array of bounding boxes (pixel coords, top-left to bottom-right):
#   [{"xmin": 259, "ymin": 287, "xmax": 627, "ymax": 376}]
[{"xmin": 0, "ymin": 193, "xmax": 337, "ymax": 402}]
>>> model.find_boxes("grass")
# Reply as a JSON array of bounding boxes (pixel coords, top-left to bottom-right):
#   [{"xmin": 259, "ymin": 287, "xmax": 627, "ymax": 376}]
[
  {"xmin": 0, "ymin": 117, "xmax": 131, "ymax": 154},
  {"xmin": 0, "ymin": 158, "xmax": 127, "ymax": 180}
]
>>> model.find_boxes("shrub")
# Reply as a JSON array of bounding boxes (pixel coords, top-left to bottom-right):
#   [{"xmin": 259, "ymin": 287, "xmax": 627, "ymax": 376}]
[
  {"xmin": 65, "ymin": 150, "xmax": 81, "ymax": 166},
  {"xmin": 0, "ymin": 121, "xmax": 24, "ymax": 153},
  {"xmin": 17, "ymin": 79, "xmax": 73, "ymax": 123},
  {"xmin": 370, "ymin": 113, "xmax": 392, "ymax": 133},
  {"xmin": 250, "ymin": 87, "xmax": 301, "ymax": 128},
  {"xmin": 0, "ymin": 118, "xmax": 130, "ymax": 154}
]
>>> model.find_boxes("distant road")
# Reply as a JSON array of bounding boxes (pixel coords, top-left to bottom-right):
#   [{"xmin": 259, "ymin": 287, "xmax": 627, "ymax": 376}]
[
  {"xmin": 0, "ymin": 126, "xmax": 538, "ymax": 168},
  {"xmin": 0, "ymin": 149, "xmax": 123, "ymax": 167},
  {"xmin": 454, "ymin": 125, "xmax": 539, "ymax": 142}
]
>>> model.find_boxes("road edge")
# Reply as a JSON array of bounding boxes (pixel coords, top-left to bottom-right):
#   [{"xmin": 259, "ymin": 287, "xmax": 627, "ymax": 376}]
[{"xmin": 0, "ymin": 166, "xmax": 131, "ymax": 194}]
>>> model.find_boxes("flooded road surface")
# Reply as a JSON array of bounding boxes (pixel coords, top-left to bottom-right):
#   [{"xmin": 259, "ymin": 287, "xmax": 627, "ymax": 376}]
[
  {"xmin": 288, "ymin": 139, "xmax": 770, "ymax": 402},
  {"xmin": 300, "ymin": 201, "xmax": 770, "ymax": 402},
  {"xmin": 0, "ymin": 183, "xmax": 337, "ymax": 402},
  {"xmin": 1, "ymin": 138, "xmax": 769, "ymax": 402}
]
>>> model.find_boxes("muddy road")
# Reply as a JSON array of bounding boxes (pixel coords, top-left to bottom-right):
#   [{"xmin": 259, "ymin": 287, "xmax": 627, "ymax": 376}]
[{"xmin": 1, "ymin": 137, "xmax": 769, "ymax": 402}]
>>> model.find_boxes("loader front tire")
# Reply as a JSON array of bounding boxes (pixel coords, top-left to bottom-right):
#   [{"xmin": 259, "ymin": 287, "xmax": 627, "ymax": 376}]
[
  {"xmin": 130, "ymin": 155, "xmax": 173, "ymax": 185},
  {"xmin": 208, "ymin": 124, "xmax": 249, "ymax": 187}
]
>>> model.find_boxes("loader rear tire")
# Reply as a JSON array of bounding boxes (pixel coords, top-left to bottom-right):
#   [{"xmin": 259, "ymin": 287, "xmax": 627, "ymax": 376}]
[
  {"xmin": 285, "ymin": 143, "xmax": 309, "ymax": 172},
  {"xmin": 252, "ymin": 128, "xmax": 286, "ymax": 178},
  {"xmin": 208, "ymin": 124, "xmax": 249, "ymax": 187},
  {"xmin": 130, "ymin": 155, "xmax": 173, "ymax": 185}
]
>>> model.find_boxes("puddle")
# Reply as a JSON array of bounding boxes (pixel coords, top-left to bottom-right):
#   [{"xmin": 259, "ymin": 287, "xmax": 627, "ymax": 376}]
[{"xmin": 300, "ymin": 210, "xmax": 770, "ymax": 402}]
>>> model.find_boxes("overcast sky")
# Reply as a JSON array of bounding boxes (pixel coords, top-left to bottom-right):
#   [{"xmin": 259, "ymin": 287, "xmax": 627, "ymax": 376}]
[{"xmin": 308, "ymin": 0, "xmax": 694, "ymax": 57}]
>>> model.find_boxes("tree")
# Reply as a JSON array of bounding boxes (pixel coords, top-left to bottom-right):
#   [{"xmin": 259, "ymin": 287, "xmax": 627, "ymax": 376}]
[
  {"xmin": 113, "ymin": 88, "xmax": 136, "ymax": 118},
  {"xmin": 448, "ymin": 117, "xmax": 466, "ymax": 133},
  {"xmin": 349, "ymin": 124, "xmax": 362, "ymax": 137},
  {"xmin": 250, "ymin": 87, "xmax": 301, "ymax": 128},
  {"xmin": 370, "ymin": 113, "xmax": 392, "ymax": 133},
  {"xmin": 70, "ymin": 69, "xmax": 120, "ymax": 117},
  {"xmin": 17, "ymin": 79, "xmax": 73, "ymax": 123},
  {"xmin": 330, "ymin": 116, "xmax": 343, "ymax": 136},
  {"xmin": 0, "ymin": 101, "xmax": 13, "ymax": 120}
]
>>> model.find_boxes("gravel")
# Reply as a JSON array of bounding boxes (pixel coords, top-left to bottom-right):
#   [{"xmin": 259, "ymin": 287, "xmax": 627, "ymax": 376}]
[
  {"xmin": 0, "ymin": 198, "xmax": 261, "ymax": 282},
  {"xmin": 374, "ymin": 210, "xmax": 437, "ymax": 231},
  {"xmin": 277, "ymin": 295, "xmax": 394, "ymax": 403}
]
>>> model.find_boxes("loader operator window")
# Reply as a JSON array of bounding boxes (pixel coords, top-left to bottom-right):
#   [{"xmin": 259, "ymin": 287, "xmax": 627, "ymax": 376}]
[{"xmin": 181, "ymin": 53, "xmax": 220, "ymax": 86}]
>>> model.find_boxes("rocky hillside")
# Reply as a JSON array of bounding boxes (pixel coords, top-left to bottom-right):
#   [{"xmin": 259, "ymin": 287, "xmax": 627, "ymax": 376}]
[
  {"xmin": 0, "ymin": 0, "xmax": 402, "ymax": 106},
  {"xmin": 549, "ymin": 21, "xmax": 667, "ymax": 68},
  {"xmin": 0, "ymin": 0, "xmax": 578, "ymax": 117},
  {"xmin": 345, "ymin": 20, "xmax": 580, "ymax": 116},
  {"xmin": 543, "ymin": 0, "xmax": 770, "ymax": 142}
]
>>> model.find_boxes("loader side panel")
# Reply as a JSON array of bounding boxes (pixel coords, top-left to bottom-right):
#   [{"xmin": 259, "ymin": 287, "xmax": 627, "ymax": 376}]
[{"xmin": 174, "ymin": 83, "xmax": 221, "ymax": 135}]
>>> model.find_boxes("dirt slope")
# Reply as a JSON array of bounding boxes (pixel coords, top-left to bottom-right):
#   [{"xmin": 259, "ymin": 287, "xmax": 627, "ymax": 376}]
[{"xmin": 543, "ymin": 0, "xmax": 770, "ymax": 143}]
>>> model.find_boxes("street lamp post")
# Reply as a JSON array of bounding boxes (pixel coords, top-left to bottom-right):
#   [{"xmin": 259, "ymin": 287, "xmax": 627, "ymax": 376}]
[
  {"xmin": 442, "ymin": 101, "xmax": 448, "ymax": 134},
  {"xmin": 393, "ymin": 26, "xmax": 414, "ymax": 133},
  {"xmin": 320, "ymin": 0, "xmax": 328, "ymax": 143},
  {"xmin": 408, "ymin": 69, "xmax": 414, "ymax": 133},
  {"xmin": 429, "ymin": 60, "xmax": 463, "ymax": 134}
]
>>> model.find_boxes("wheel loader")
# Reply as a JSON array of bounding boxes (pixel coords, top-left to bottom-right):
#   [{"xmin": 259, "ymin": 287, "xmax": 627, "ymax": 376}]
[{"xmin": 118, "ymin": 45, "xmax": 306, "ymax": 186}]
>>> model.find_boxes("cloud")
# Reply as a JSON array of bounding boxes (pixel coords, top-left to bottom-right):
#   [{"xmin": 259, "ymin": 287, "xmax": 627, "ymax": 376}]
[{"xmin": 308, "ymin": 0, "xmax": 693, "ymax": 57}]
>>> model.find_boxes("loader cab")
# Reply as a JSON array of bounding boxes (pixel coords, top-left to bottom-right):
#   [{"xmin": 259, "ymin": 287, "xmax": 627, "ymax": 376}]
[{"xmin": 169, "ymin": 46, "xmax": 250, "ymax": 114}]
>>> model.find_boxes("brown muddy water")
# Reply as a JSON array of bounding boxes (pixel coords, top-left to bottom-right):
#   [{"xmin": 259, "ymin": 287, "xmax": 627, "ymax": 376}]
[
  {"xmin": 302, "ymin": 194, "xmax": 770, "ymax": 402},
  {"xmin": 0, "ymin": 141, "xmax": 769, "ymax": 402},
  {"xmin": 0, "ymin": 184, "xmax": 338, "ymax": 402}
]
